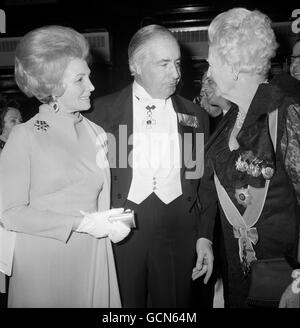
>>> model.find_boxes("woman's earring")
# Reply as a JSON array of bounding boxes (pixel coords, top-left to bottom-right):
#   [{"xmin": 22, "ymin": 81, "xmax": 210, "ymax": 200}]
[
  {"xmin": 232, "ymin": 66, "xmax": 239, "ymax": 81},
  {"xmin": 51, "ymin": 101, "xmax": 59, "ymax": 113}
]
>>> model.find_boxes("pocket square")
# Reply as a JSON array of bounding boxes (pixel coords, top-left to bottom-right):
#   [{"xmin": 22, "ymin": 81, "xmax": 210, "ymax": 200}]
[{"xmin": 177, "ymin": 113, "xmax": 199, "ymax": 128}]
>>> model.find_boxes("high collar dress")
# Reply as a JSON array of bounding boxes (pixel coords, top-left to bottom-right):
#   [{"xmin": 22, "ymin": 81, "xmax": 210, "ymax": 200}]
[{"xmin": 0, "ymin": 104, "xmax": 121, "ymax": 307}]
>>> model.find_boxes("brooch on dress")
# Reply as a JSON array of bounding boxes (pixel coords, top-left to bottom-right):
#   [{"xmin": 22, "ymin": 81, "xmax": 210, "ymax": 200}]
[
  {"xmin": 234, "ymin": 186, "xmax": 253, "ymax": 207},
  {"xmin": 34, "ymin": 120, "xmax": 49, "ymax": 131}
]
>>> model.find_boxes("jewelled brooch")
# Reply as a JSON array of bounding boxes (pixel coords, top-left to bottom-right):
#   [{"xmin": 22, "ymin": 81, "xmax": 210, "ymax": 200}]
[
  {"xmin": 144, "ymin": 105, "xmax": 156, "ymax": 128},
  {"xmin": 234, "ymin": 186, "xmax": 253, "ymax": 207},
  {"xmin": 34, "ymin": 120, "xmax": 49, "ymax": 131}
]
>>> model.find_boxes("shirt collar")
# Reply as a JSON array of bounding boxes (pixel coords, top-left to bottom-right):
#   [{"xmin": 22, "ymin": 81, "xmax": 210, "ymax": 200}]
[{"xmin": 133, "ymin": 81, "xmax": 167, "ymax": 106}]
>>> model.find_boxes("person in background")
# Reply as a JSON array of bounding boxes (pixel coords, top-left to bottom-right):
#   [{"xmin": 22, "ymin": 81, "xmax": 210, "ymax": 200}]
[
  {"xmin": 0, "ymin": 96, "xmax": 23, "ymax": 308},
  {"xmin": 0, "ymin": 97, "xmax": 23, "ymax": 154},
  {"xmin": 194, "ymin": 71, "xmax": 233, "ymax": 133},
  {"xmin": 290, "ymin": 38, "xmax": 300, "ymax": 81},
  {"xmin": 194, "ymin": 71, "xmax": 232, "ymax": 118},
  {"xmin": 273, "ymin": 38, "xmax": 300, "ymax": 308},
  {"xmin": 0, "ymin": 25, "xmax": 131, "ymax": 308},
  {"xmin": 194, "ymin": 8, "xmax": 300, "ymax": 308},
  {"xmin": 85, "ymin": 24, "xmax": 210, "ymax": 308}
]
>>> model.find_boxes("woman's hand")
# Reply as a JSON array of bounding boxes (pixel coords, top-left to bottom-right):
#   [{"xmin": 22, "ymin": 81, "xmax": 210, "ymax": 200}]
[
  {"xmin": 76, "ymin": 208, "xmax": 131, "ymax": 243},
  {"xmin": 192, "ymin": 238, "xmax": 214, "ymax": 284}
]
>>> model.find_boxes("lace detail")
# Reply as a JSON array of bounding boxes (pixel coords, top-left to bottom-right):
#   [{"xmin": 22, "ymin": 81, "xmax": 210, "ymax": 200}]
[{"xmin": 281, "ymin": 104, "xmax": 300, "ymax": 204}]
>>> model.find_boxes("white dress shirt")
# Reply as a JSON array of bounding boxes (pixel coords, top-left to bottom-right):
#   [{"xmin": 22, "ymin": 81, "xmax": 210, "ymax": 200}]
[{"xmin": 127, "ymin": 81, "xmax": 182, "ymax": 204}]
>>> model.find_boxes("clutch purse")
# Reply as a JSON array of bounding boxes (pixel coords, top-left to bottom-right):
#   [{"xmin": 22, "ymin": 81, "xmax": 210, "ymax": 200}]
[
  {"xmin": 108, "ymin": 209, "xmax": 136, "ymax": 228},
  {"xmin": 247, "ymin": 257, "xmax": 293, "ymax": 307}
]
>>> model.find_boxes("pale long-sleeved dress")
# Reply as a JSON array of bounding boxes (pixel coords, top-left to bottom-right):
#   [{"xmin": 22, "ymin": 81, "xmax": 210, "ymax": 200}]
[{"xmin": 0, "ymin": 104, "xmax": 121, "ymax": 308}]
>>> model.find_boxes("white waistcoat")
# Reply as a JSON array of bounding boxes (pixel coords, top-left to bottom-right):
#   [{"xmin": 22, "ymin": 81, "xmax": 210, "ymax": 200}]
[{"xmin": 127, "ymin": 82, "xmax": 182, "ymax": 204}]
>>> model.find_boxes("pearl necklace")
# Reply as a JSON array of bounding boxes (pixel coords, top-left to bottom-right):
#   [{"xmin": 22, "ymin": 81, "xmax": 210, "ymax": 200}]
[{"xmin": 236, "ymin": 111, "xmax": 246, "ymax": 129}]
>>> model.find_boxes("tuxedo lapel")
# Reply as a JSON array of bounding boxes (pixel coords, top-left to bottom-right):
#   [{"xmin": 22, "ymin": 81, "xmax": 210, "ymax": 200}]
[
  {"xmin": 106, "ymin": 85, "xmax": 133, "ymax": 134},
  {"xmin": 171, "ymin": 96, "xmax": 195, "ymax": 179},
  {"xmin": 108, "ymin": 86, "xmax": 133, "ymax": 202}
]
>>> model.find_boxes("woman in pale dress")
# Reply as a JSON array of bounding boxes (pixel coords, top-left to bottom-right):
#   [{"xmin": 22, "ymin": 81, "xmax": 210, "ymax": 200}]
[{"xmin": 0, "ymin": 25, "xmax": 130, "ymax": 308}]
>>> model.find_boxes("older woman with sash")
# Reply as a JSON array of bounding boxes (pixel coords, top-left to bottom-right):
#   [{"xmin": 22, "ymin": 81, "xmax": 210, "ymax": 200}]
[{"xmin": 193, "ymin": 8, "xmax": 300, "ymax": 308}]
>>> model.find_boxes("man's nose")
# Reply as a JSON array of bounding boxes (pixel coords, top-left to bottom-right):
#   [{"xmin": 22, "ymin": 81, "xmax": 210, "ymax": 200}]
[{"xmin": 170, "ymin": 63, "xmax": 180, "ymax": 79}]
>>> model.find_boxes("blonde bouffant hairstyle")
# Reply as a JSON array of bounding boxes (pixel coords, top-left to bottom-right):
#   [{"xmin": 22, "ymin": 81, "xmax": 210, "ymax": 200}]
[
  {"xmin": 208, "ymin": 8, "xmax": 278, "ymax": 77},
  {"xmin": 15, "ymin": 25, "xmax": 90, "ymax": 103}
]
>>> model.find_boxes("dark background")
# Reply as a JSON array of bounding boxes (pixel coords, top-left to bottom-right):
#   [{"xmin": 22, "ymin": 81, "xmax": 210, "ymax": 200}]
[{"xmin": 0, "ymin": 0, "xmax": 299, "ymax": 120}]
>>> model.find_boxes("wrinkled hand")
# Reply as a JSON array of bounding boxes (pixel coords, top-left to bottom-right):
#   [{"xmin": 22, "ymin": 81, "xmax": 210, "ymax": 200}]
[
  {"xmin": 192, "ymin": 238, "xmax": 214, "ymax": 284},
  {"xmin": 77, "ymin": 208, "xmax": 130, "ymax": 242}
]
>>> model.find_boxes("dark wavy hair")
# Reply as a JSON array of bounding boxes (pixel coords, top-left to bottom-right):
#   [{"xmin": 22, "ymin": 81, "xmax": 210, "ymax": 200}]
[{"xmin": 0, "ymin": 95, "xmax": 21, "ymax": 134}]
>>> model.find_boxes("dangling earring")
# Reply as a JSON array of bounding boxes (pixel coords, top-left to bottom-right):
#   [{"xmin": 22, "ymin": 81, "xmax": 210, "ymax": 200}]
[
  {"xmin": 232, "ymin": 66, "xmax": 239, "ymax": 81},
  {"xmin": 50, "ymin": 96, "xmax": 59, "ymax": 113},
  {"xmin": 52, "ymin": 102, "xmax": 59, "ymax": 113}
]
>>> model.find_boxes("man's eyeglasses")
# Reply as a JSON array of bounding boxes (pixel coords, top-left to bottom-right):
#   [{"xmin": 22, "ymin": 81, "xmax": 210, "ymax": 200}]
[
  {"xmin": 290, "ymin": 54, "xmax": 300, "ymax": 62},
  {"xmin": 286, "ymin": 55, "xmax": 300, "ymax": 65}
]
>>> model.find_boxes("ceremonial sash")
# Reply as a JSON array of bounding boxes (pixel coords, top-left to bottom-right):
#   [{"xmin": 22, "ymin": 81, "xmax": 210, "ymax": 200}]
[{"xmin": 214, "ymin": 109, "xmax": 278, "ymax": 271}]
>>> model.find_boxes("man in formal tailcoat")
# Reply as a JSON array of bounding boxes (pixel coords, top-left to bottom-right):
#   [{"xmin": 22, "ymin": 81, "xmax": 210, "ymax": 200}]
[{"xmin": 85, "ymin": 24, "xmax": 211, "ymax": 307}]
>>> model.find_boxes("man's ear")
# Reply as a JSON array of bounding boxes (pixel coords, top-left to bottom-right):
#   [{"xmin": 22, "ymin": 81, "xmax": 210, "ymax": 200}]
[{"xmin": 129, "ymin": 62, "xmax": 141, "ymax": 76}]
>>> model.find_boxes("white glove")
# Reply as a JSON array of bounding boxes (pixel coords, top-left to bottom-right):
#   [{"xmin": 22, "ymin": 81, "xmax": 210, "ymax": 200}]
[
  {"xmin": 108, "ymin": 220, "xmax": 131, "ymax": 243},
  {"xmin": 77, "ymin": 208, "xmax": 130, "ymax": 243}
]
